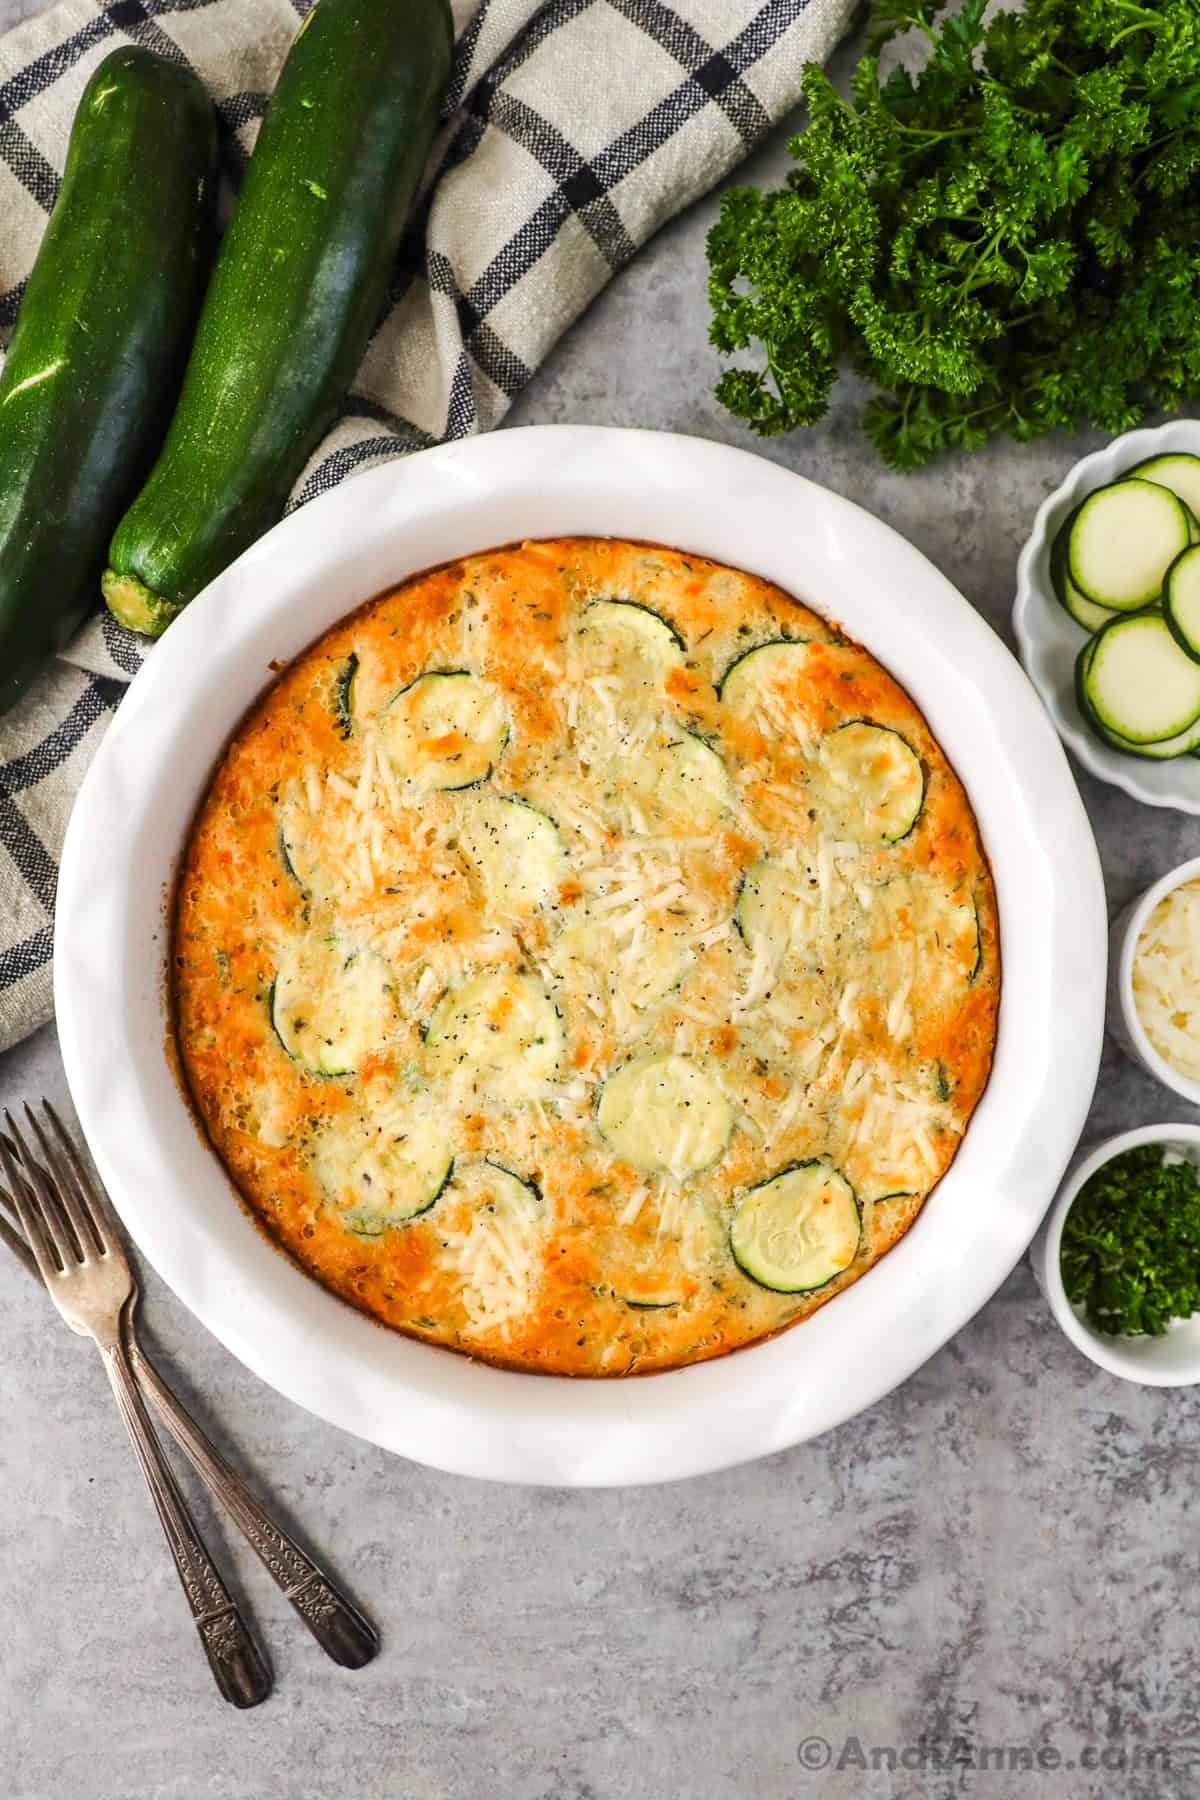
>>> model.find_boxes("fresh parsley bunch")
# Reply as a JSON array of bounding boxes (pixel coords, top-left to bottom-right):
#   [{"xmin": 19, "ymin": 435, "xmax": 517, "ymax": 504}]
[{"xmin": 707, "ymin": 0, "xmax": 1200, "ymax": 468}]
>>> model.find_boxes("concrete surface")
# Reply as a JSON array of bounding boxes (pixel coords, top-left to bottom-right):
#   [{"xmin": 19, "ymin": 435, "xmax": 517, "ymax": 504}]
[{"xmin": 2, "ymin": 7, "xmax": 1199, "ymax": 1799}]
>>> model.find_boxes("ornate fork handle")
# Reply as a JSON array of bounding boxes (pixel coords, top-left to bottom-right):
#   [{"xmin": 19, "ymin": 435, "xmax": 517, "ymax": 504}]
[
  {"xmin": 129, "ymin": 1339, "xmax": 378, "ymax": 1669},
  {"xmin": 100, "ymin": 1338, "xmax": 272, "ymax": 1708}
]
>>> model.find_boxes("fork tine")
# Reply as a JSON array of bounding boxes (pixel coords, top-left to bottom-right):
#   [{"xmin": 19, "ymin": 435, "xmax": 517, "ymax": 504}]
[
  {"xmin": 0, "ymin": 1138, "xmax": 85, "ymax": 1270},
  {"xmin": 4, "ymin": 1111, "xmax": 78, "ymax": 1269},
  {"xmin": 0, "ymin": 1130, "xmax": 62, "ymax": 1287},
  {"xmin": 26, "ymin": 1102, "xmax": 104, "ymax": 1259},
  {"xmin": 0, "ymin": 1191, "xmax": 37, "ymax": 1277},
  {"xmin": 42, "ymin": 1101, "xmax": 117, "ymax": 1255}
]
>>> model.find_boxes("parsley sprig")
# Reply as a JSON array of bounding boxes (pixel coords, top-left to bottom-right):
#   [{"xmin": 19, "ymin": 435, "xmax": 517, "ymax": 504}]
[
  {"xmin": 1060, "ymin": 1145, "xmax": 1200, "ymax": 1337},
  {"xmin": 708, "ymin": 0, "xmax": 1200, "ymax": 468}
]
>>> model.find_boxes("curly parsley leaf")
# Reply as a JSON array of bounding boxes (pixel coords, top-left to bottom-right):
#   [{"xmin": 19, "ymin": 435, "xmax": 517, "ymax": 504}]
[
  {"xmin": 1060, "ymin": 1146, "xmax": 1200, "ymax": 1337},
  {"xmin": 708, "ymin": 0, "xmax": 1200, "ymax": 467}
]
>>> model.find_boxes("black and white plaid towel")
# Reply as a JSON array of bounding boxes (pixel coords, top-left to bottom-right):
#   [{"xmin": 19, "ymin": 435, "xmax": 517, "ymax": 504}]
[{"xmin": 0, "ymin": 0, "xmax": 854, "ymax": 1053}]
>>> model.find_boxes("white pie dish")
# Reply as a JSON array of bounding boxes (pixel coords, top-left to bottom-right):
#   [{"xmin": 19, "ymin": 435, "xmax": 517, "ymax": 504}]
[
  {"xmin": 1013, "ymin": 418, "xmax": 1200, "ymax": 812},
  {"xmin": 55, "ymin": 425, "xmax": 1106, "ymax": 1487}
]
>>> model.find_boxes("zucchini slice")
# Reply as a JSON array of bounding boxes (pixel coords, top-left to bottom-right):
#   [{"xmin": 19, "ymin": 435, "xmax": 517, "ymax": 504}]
[
  {"xmin": 623, "ymin": 730, "xmax": 733, "ymax": 830},
  {"xmin": 923, "ymin": 885, "xmax": 981, "ymax": 984},
  {"xmin": 551, "ymin": 911, "xmax": 692, "ymax": 1012},
  {"xmin": 735, "ymin": 859, "xmax": 806, "ymax": 958},
  {"xmin": 595, "ymin": 1052, "xmax": 733, "ymax": 1177},
  {"xmin": 1080, "ymin": 611, "xmax": 1200, "ymax": 743},
  {"xmin": 457, "ymin": 791, "xmax": 567, "ymax": 915},
  {"xmin": 1050, "ymin": 515, "xmax": 1118, "ymax": 632},
  {"xmin": 1124, "ymin": 453, "xmax": 1200, "ymax": 524},
  {"xmin": 576, "ymin": 599, "xmax": 685, "ymax": 684},
  {"xmin": 868, "ymin": 874, "xmax": 981, "ymax": 989},
  {"xmin": 1163, "ymin": 545, "xmax": 1200, "ymax": 662},
  {"xmin": 455, "ymin": 1158, "xmax": 541, "ymax": 1212},
  {"xmin": 444, "ymin": 1160, "xmax": 543, "ymax": 1333},
  {"xmin": 1081, "ymin": 704, "xmax": 1200, "ymax": 760},
  {"xmin": 381, "ymin": 670, "xmax": 508, "ymax": 791},
  {"xmin": 271, "ymin": 935, "xmax": 395, "ymax": 1076},
  {"xmin": 1066, "ymin": 479, "xmax": 1192, "ymax": 611},
  {"xmin": 278, "ymin": 804, "xmax": 322, "ymax": 895},
  {"xmin": 730, "ymin": 1160, "xmax": 860, "ymax": 1293},
  {"xmin": 333, "ymin": 653, "xmax": 357, "ymax": 739},
  {"xmin": 718, "ymin": 639, "xmax": 813, "ymax": 713},
  {"xmin": 318, "ymin": 1122, "xmax": 453, "ymax": 1236},
  {"xmin": 424, "ymin": 969, "xmax": 563, "ymax": 1098},
  {"xmin": 618, "ymin": 1286, "xmax": 686, "ymax": 1310},
  {"xmin": 818, "ymin": 722, "xmax": 924, "ymax": 845}
]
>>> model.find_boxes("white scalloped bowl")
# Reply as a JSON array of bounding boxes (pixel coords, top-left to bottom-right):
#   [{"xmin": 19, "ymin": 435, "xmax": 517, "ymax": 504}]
[
  {"xmin": 1014, "ymin": 419, "xmax": 1200, "ymax": 812},
  {"xmin": 55, "ymin": 427, "xmax": 1106, "ymax": 1486}
]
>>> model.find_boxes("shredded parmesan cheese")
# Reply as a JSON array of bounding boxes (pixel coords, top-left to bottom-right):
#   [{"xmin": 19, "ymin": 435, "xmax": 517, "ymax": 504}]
[{"xmin": 1133, "ymin": 879, "xmax": 1200, "ymax": 1080}]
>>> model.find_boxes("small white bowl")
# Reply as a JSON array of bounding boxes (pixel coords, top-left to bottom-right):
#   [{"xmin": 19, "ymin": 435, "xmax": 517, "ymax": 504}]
[
  {"xmin": 1033, "ymin": 1124, "xmax": 1200, "ymax": 1386},
  {"xmin": 1108, "ymin": 855, "xmax": 1200, "ymax": 1105},
  {"xmin": 1014, "ymin": 418, "xmax": 1200, "ymax": 813}
]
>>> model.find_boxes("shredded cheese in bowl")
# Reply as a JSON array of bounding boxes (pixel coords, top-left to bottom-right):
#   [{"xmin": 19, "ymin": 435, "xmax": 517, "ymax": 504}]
[{"xmin": 1132, "ymin": 878, "xmax": 1200, "ymax": 1081}]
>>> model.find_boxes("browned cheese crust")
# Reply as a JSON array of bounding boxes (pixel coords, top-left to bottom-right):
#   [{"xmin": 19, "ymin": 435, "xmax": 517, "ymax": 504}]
[{"xmin": 174, "ymin": 539, "xmax": 999, "ymax": 1375}]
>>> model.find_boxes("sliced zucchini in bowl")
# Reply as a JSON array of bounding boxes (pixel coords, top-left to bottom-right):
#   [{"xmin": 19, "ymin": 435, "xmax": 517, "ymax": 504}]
[
  {"xmin": 818, "ymin": 721, "xmax": 924, "ymax": 845},
  {"xmin": 1124, "ymin": 452, "xmax": 1200, "ymax": 523},
  {"xmin": 424, "ymin": 968, "xmax": 563, "ymax": 1098},
  {"xmin": 1078, "ymin": 610, "xmax": 1200, "ymax": 745},
  {"xmin": 595, "ymin": 1051, "xmax": 732, "ymax": 1177},
  {"xmin": 380, "ymin": 669, "xmax": 508, "ymax": 790},
  {"xmin": 457, "ymin": 791, "xmax": 567, "ymax": 915},
  {"xmin": 1049, "ymin": 513, "xmax": 1118, "ymax": 633},
  {"xmin": 1066, "ymin": 479, "xmax": 1193, "ymax": 612},
  {"xmin": 271, "ymin": 934, "xmax": 396, "ymax": 1075},
  {"xmin": 730, "ymin": 1159, "xmax": 860, "ymax": 1293},
  {"xmin": 1163, "ymin": 545, "xmax": 1200, "ymax": 662}
]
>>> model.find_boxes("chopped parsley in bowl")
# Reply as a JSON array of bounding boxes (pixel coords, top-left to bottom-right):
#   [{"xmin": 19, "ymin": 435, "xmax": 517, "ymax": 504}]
[
  {"xmin": 1060, "ymin": 1145, "xmax": 1200, "ymax": 1338},
  {"xmin": 1033, "ymin": 1126, "xmax": 1200, "ymax": 1387}
]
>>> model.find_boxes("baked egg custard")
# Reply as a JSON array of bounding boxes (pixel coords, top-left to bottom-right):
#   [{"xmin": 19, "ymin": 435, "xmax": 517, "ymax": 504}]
[{"xmin": 174, "ymin": 538, "xmax": 999, "ymax": 1374}]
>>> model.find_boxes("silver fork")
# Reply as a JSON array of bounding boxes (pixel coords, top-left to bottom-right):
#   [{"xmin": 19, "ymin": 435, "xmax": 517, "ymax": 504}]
[
  {"xmin": 0, "ymin": 1104, "xmax": 378, "ymax": 1680},
  {"xmin": 0, "ymin": 1107, "xmax": 271, "ymax": 1708}
]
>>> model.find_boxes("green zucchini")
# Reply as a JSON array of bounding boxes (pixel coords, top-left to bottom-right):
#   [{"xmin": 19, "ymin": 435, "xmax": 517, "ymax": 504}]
[
  {"xmin": 103, "ymin": 0, "xmax": 454, "ymax": 635},
  {"xmin": 0, "ymin": 48, "xmax": 216, "ymax": 710},
  {"xmin": 595, "ymin": 1052, "xmax": 732, "ymax": 1178},
  {"xmin": 1066, "ymin": 479, "xmax": 1193, "ymax": 613},
  {"xmin": 730, "ymin": 1161, "xmax": 861, "ymax": 1293},
  {"xmin": 1079, "ymin": 610, "xmax": 1200, "ymax": 745},
  {"xmin": 271, "ymin": 932, "xmax": 397, "ymax": 1075},
  {"xmin": 333, "ymin": 653, "xmax": 358, "ymax": 738},
  {"xmin": 818, "ymin": 721, "xmax": 925, "ymax": 845}
]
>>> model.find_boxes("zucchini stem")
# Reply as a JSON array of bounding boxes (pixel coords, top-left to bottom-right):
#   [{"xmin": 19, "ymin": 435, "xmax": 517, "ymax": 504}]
[{"xmin": 101, "ymin": 567, "xmax": 182, "ymax": 637}]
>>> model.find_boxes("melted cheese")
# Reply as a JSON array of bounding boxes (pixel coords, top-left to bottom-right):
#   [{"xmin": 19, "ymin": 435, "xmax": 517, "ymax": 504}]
[{"xmin": 174, "ymin": 538, "xmax": 999, "ymax": 1376}]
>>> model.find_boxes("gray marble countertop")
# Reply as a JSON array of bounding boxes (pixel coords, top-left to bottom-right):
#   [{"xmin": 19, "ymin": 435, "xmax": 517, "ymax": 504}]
[{"xmin": 4, "ymin": 9, "xmax": 1200, "ymax": 1800}]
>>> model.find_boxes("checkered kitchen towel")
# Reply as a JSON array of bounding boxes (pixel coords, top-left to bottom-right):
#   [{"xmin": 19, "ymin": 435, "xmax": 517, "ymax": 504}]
[{"xmin": 0, "ymin": 0, "xmax": 855, "ymax": 1052}]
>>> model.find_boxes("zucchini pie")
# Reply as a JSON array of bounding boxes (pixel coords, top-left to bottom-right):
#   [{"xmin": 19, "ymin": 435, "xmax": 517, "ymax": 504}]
[{"xmin": 174, "ymin": 539, "xmax": 999, "ymax": 1375}]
